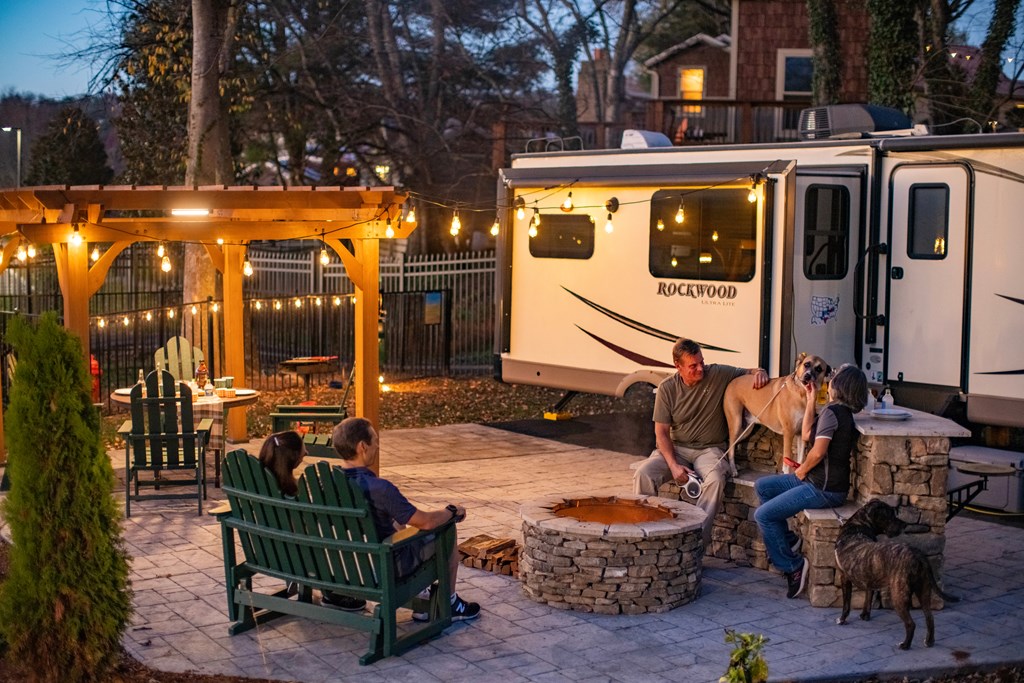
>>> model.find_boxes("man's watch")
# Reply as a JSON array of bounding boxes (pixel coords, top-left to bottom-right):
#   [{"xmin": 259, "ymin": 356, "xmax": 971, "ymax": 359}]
[{"xmin": 446, "ymin": 504, "xmax": 464, "ymax": 522}]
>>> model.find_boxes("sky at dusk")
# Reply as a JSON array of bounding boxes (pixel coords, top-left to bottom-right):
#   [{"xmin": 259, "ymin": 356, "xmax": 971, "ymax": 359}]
[{"xmin": 0, "ymin": 0, "xmax": 1010, "ymax": 100}]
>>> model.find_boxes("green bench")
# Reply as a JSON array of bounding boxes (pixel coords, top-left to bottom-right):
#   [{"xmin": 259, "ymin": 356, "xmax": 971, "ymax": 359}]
[
  {"xmin": 217, "ymin": 450, "xmax": 455, "ymax": 665},
  {"xmin": 302, "ymin": 433, "xmax": 336, "ymax": 458},
  {"xmin": 269, "ymin": 404, "xmax": 346, "ymax": 434}
]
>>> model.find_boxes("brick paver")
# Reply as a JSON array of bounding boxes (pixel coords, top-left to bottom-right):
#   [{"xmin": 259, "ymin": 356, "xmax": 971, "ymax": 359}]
[{"xmin": 5, "ymin": 423, "xmax": 1021, "ymax": 682}]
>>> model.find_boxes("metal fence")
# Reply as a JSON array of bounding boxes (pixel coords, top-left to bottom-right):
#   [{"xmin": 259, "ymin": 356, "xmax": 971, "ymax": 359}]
[{"xmin": 0, "ymin": 243, "xmax": 496, "ymax": 409}]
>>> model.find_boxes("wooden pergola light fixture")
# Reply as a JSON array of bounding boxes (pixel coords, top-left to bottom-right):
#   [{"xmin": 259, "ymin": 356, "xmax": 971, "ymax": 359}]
[{"xmin": 0, "ymin": 184, "xmax": 416, "ymax": 451}]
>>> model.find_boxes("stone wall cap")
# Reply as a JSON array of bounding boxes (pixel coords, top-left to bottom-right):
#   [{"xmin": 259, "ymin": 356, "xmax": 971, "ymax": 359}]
[{"xmin": 855, "ymin": 408, "xmax": 970, "ymax": 437}]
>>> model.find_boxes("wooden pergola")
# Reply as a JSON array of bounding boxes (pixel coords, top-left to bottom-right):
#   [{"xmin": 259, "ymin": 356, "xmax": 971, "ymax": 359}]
[{"xmin": 0, "ymin": 184, "xmax": 416, "ymax": 453}]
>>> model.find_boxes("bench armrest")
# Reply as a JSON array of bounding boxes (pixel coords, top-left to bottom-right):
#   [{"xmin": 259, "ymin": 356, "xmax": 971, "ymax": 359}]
[
  {"xmin": 118, "ymin": 420, "xmax": 132, "ymax": 436},
  {"xmin": 274, "ymin": 405, "xmax": 344, "ymax": 414},
  {"xmin": 385, "ymin": 516, "xmax": 457, "ymax": 550}
]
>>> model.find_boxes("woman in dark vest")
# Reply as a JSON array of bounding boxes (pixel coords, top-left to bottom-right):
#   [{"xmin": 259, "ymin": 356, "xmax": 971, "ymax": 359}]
[{"xmin": 754, "ymin": 364, "xmax": 868, "ymax": 599}]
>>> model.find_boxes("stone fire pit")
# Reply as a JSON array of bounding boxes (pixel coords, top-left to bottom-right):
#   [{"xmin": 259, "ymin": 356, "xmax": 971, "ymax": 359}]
[{"xmin": 519, "ymin": 494, "xmax": 705, "ymax": 614}]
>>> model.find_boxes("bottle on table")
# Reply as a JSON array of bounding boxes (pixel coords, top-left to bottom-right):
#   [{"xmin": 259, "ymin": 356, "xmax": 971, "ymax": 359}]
[
  {"xmin": 880, "ymin": 388, "xmax": 894, "ymax": 411},
  {"xmin": 195, "ymin": 360, "xmax": 208, "ymax": 388}
]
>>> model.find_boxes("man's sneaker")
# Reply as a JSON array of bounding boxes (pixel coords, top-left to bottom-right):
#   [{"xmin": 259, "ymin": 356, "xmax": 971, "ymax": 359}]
[
  {"xmin": 790, "ymin": 536, "xmax": 803, "ymax": 555},
  {"xmin": 451, "ymin": 594, "xmax": 480, "ymax": 621},
  {"xmin": 785, "ymin": 559, "xmax": 809, "ymax": 599},
  {"xmin": 321, "ymin": 592, "xmax": 367, "ymax": 612}
]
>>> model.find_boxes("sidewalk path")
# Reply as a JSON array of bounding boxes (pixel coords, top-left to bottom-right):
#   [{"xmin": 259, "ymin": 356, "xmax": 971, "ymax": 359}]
[{"xmin": 106, "ymin": 424, "xmax": 1024, "ymax": 682}]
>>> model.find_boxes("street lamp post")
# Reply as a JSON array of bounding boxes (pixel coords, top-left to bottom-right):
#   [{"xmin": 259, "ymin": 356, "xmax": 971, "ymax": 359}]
[{"xmin": 1, "ymin": 126, "xmax": 22, "ymax": 189}]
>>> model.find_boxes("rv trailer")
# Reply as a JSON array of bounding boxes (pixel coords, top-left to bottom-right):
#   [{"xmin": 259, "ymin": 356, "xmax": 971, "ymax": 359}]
[{"xmin": 494, "ymin": 112, "xmax": 1024, "ymax": 435}]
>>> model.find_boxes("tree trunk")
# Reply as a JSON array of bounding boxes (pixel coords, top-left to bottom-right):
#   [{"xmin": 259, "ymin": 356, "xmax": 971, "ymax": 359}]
[{"xmin": 184, "ymin": 0, "xmax": 236, "ymax": 338}]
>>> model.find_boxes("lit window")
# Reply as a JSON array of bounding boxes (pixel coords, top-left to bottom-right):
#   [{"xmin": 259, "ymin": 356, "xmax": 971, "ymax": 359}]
[
  {"xmin": 907, "ymin": 184, "xmax": 949, "ymax": 260},
  {"xmin": 529, "ymin": 214, "xmax": 595, "ymax": 260},
  {"xmin": 679, "ymin": 67, "xmax": 705, "ymax": 115}
]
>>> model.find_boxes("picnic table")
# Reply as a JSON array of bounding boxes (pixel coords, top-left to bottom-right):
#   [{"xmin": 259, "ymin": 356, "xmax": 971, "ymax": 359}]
[{"xmin": 279, "ymin": 356, "xmax": 339, "ymax": 400}]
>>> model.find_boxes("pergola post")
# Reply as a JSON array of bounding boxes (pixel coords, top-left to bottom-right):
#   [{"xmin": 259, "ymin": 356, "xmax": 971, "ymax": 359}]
[
  {"xmin": 353, "ymin": 238, "xmax": 381, "ymax": 431},
  {"xmin": 53, "ymin": 240, "xmax": 93, "ymax": 360},
  {"xmin": 221, "ymin": 244, "xmax": 247, "ymax": 441}
]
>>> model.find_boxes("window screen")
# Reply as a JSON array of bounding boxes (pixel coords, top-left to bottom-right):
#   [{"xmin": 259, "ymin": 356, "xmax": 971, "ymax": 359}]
[
  {"xmin": 803, "ymin": 184, "xmax": 850, "ymax": 279},
  {"xmin": 528, "ymin": 213, "xmax": 595, "ymax": 259},
  {"xmin": 907, "ymin": 184, "xmax": 949, "ymax": 260},
  {"xmin": 649, "ymin": 188, "xmax": 757, "ymax": 281}
]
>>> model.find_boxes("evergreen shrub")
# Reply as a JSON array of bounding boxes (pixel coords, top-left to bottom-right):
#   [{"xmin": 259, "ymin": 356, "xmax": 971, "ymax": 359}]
[{"xmin": 0, "ymin": 313, "xmax": 131, "ymax": 682}]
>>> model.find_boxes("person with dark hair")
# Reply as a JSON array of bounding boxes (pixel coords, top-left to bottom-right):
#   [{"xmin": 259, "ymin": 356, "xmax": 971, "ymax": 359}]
[
  {"xmin": 258, "ymin": 430, "xmax": 367, "ymax": 612},
  {"xmin": 332, "ymin": 417, "xmax": 481, "ymax": 622},
  {"xmin": 633, "ymin": 338, "xmax": 768, "ymax": 546},
  {"xmin": 753, "ymin": 364, "xmax": 868, "ymax": 599}
]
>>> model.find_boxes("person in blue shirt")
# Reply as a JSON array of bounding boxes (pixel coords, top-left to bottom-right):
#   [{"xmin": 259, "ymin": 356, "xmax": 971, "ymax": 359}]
[{"xmin": 332, "ymin": 417, "xmax": 481, "ymax": 622}]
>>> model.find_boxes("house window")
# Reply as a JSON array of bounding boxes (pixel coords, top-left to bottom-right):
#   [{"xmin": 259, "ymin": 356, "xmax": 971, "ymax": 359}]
[
  {"xmin": 678, "ymin": 67, "xmax": 705, "ymax": 115},
  {"xmin": 907, "ymin": 184, "xmax": 949, "ymax": 259},
  {"xmin": 649, "ymin": 188, "xmax": 757, "ymax": 281},
  {"xmin": 528, "ymin": 214, "xmax": 595, "ymax": 259},
  {"xmin": 803, "ymin": 185, "xmax": 850, "ymax": 279},
  {"xmin": 776, "ymin": 50, "xmax": 813, "ymax": 99}
]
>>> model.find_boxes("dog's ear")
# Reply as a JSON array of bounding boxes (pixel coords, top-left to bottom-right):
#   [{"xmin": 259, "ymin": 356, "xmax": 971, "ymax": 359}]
[
  {"xmin": 796, "ymin": 351, "xmax": 807, "ymax": 364},
  {"xmin": 826, "ymin": 364, "xmax": 833, "ymax": 378}
]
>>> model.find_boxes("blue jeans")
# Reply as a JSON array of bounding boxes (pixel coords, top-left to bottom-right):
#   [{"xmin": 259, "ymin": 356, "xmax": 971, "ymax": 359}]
[{"xmin": 754, "ymin": 474, "xmax": 845, "ymax": 573}]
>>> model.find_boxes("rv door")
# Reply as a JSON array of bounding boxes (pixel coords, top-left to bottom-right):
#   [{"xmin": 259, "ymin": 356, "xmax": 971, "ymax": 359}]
[{"xmin": 885, "ymin": 163, "xmax": 970, "ymax": 389}]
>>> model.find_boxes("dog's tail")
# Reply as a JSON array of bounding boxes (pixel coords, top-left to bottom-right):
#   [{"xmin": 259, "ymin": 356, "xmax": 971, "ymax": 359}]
[{"xmin": 927, "ymin": 563, "xmax": 961, "ymax": 603}]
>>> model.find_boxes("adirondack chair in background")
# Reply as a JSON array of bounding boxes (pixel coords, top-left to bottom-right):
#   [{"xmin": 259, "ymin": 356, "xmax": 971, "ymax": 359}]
[
  {"xmin": 154, "ymin": 336, "xmax": 204, "ymax": 382},
  {"xmin": 119, "ymin": 370, "xmax": 212, "ymax": 516},
  {"xmin": 218, "ymin": 450, "xmax": 455, "ymax": 664}
]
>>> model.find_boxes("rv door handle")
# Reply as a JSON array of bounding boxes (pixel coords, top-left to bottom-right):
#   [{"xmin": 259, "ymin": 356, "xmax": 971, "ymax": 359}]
[{"xmin": 891, "ymin": 267, "xmax": 904, "ymax": 280}]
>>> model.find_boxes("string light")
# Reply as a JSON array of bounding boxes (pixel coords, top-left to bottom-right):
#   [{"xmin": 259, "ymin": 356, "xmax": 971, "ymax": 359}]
[
  {"xmin": 675, "ymin": 200, "xmax": 685, "ymax": 224},
  {"xmin": 712, "ymin": 230, "xmax": 719, "ymax": 242},
  {"xmin": 157, "ymin": 242, "xmax": 165, "ymax": 257},
  {"xmin": 122, "ymin": 316, "xmax": 130, "ymax": 326},
  {"xmin": 333, "ymin": 296, "xmax": 342, "ymax": 306},
  {"xmin": 490, "ymin": 218, "xmax": 500, "ymax": 237},
  {"xmin": 656, "ymin": 219, "xmax": 665, "ymax": 231},
  {"xmin": 385, "ymin": 217, "xmax": 395, "ymax": 238},
  {"xmin": 528, "ymin": 224, "xmax": 538, "ymax": 238},
  {"xmin": 16, "ymin": 245, "xmax": 26, "ymax": 262},
  {"xmin": 405, "ymin": 206, "xmax": 417, "ymax": 223},
  {"xmin": 91, "ymin": 246, "xmax": 100, "ymax": 262},
  {"xmin": 561, "ymin": 191, "xmax": 574, "ymax": 212},
  {"xmin": 315, "ymin": 296, "xmax": 322, "ymax": 306},
  {"xmin": 243, "ymin": 259, "xmax": 253, "ymax": 277},
  {"xmin": 217, "ymin": 238, "xmax": 224, "ymax": 245},
  {"xmin": 320, "ymin": 245, "xmax": 330, "ymax": 265},
  {"xmin": 671, "ymin": 257, "xmax": 678, "ymax": 267},
  {"xmin": 700, "ymin": 252, "xmax": 713, "ymax": 264},
  {"xmin": 212, "ymin": 302, "xmax": 219, "ymax": 312},
  {"xmin": 255, "ymin": 300, "xmax": 263, "ymax": 310},
  {"xmin": 191, "ymin": 305, "xmax": 198, "ymax": 315},
  {"xmin": 515, "ymin": 197, "xmax": 526, "ymax": 220},
  {"xmin": 98, "ymin": 318, "xmax": 106, "ymax": 328},
  {"xmin": 274, "ymin": 300, "xmax": 282, "ymax": 310},
  {"xmin": 450, "ymin": 210, "xmax": 461, "ymax": 236},
  {"xmin": 533, "ymin": 208, "xmax": 540, "ymax": 229},
  {"xmin": 167, "ymin": 309, "xmax": 175, "ymax": 319},
  {"xmin": 161, "ymin": 255, "xmax": 172, "ymax": 272},
  {"xmin": 26, "ymin": 244, "xmax": 36, "ymax": 258},
  {"xmin": 604, "ymin": 213, "xmax": 614, "ymax": 233},
  {"xmin": 145, "ymin": 311, "xmax": 152, "ymax": 321},
  {"xmin": 294, "ymin": 298, "xmax": 302, "ymax": 308},
  {"xmin": 748, "ymin": 185, "xmax": 758, "ymax": 203},
  {"xmin": 69, "ymin": 225, "xmax": 83, "ymax": 247}
]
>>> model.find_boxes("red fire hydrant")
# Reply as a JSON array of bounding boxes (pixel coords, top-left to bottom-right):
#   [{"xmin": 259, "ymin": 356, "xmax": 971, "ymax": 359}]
[{"xmin": 90, "ymin": 355, "xmax": 101, "ymax": 403}]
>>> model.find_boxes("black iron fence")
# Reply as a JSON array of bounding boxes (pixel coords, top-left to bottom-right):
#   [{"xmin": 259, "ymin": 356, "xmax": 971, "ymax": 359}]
[{"xmin": 0, "ymin": 244, "xmax": 494, "ymax": 410}]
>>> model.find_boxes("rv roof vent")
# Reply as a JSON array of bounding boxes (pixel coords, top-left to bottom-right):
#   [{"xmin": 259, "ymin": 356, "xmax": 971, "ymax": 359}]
[
  {"xmin": 621, "ymin": 129, "xmax": 673, "ymax": 149},
  {"xmin": 798, "ymin": 104, "xmax": 913, "ymax": 140}
]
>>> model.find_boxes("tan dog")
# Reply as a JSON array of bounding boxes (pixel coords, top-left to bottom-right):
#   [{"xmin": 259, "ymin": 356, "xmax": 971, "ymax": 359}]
[{"xmin": 722, "ymin": 353, "xmax": 831, "ymax": 475}]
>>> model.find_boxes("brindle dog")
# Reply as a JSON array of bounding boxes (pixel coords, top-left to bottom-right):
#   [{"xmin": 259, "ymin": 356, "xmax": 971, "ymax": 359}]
[{"xmin": 834, "ymin": 500, "xmax": 960, "ymax": 649}]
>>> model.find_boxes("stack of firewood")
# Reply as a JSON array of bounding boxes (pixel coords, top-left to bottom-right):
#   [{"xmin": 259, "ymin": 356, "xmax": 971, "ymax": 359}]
[{"xmin": 457, "ymin": 534, "xmax": 520, "ymax": 577}]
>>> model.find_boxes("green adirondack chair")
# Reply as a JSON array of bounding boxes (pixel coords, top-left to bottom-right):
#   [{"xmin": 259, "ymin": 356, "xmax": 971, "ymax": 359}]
[
  {"xmin": 217, "ymin": 450, "xmax": 455, "ymax": 665},
  {"xmin": 154, "ymin": 336, "xmax": 204, "ymax": 382},
  {"xmin": 119, "ymin": 370, "xmax": 212, "ymax": 517}
]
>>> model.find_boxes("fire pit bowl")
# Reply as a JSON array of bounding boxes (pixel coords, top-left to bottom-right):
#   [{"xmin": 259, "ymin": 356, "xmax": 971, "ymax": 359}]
[{"xmin": 519, "ymin": 494, "xmax": 705, "ymax": 614}]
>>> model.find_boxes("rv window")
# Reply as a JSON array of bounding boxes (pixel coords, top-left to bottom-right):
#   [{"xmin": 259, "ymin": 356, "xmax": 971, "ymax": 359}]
[
  {"xmin": 648, "ymin": 187, "xmax": 756, "ymax": 281},
  {"xmin": 907, "ymin": 184, "xmax": 949, "ymax": 260},
  {"xmin": 803, "ymin": 185, "xmax": 850, "ymax": 279},
  {"xmin": 528, "ymin": 213, "xmax": 595, "ymax": 260}
]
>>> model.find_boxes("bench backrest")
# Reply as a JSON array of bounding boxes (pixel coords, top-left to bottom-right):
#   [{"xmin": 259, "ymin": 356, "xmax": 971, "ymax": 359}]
[
  {"xmin": 221, "ymin": 450, "xmax": 391, "ymax": 594},
  {"xmin": 154, "ymin": 336, "xmax": 204, "ymax": 382},
  {"xmin": 126, "ymin": 370, "xmax": 204, "ymax": 470}
]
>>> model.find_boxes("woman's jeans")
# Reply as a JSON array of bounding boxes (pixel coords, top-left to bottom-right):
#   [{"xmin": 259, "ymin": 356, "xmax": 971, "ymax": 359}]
[{"xmin": 754, "ymin": 473, "xmax": 846, "ymax": 573}]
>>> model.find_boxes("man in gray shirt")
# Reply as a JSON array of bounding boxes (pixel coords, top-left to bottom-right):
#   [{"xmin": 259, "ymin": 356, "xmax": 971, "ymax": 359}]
[{"xmin": 633, "ymin": 338, "xmax": 767, "ymax": 546}]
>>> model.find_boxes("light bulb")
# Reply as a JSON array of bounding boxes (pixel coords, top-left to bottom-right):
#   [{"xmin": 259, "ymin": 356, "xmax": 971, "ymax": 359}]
[
  {"xmin": 243, "ymin": 260, "xmax": 253, "ymax": 277},
  {"xmin": 274, "ymin": 300, "xmax": 281, "ymax": 310},
  {"xmin": 294, "ymin": 298, "xmax": 302, "ymax": 308},
  {"xmin": 98, "ymin": 318, "xmax": 106, "ymax": 328},
  {"xmin": 26, "ymin": 244, "xmax": 36, "ymax": 258},
  {"xmin": 157, "ymin": 243, "xmax": 165, "ymax": 257},
  {"xmin": 70, "ymin": 226, "xmax": 83, "ymax": 246},
  {"xmin": 161, "ymin": 255, "xmax": 171, "ymax": 272},
  {"xmin": 671, "ymin": 257, "xmax": 678, "ymax": 267},
  {"xmin": 378, "ymin": 374, "xmax": 385, "ymax": 384},
  {"xmin": 212, "ymin": 302, "xmax": 219, "ymax": 312},
  {"xmin": 675, "ymin": 203, "xmax": 685, "ymax": 224},
  {"xmin": 700, "ymin": 252, "xmax": 712, "ymax": 264},
  {"xmin": 515, "ymin": 197, "xmax": 526, "ymax": 220},
  {"xmin": 168, "ymin": 309, "xmax": 175, "ymax": 319},
  {"xmin": 352, "ymin": 296, "xmax": 357, "ymax": 304},
  {"xmin": 16, "ymin": 245, "xmax": 26, "ymax": 262},
  {"xmin": 255, "ymin": 300, "xmax": 263, "ymax": 311},
  {"xmin": 145, "ymin": 311, "xmax": 152, "ymax": 321},
  {"xmin": 333, "ymin": 296, "xmax": 341, "ymax": 306},
  {"xmin": 490, "ymin": 219, "xmax": 499, "ymax": 237},
  {"xmin": 315, "ymin": 296, "xmax": 322, "ymax": 306},
  {"xmin": 528, "ymin": 224, "xmax": 538, "ymax": 238},
  {"xmin": 320, "ymin": 247, "xmax": 330, "ymax": 265},
  {"xmin": 450, "ymin": 212, "xmax": 461, "ymax": 236},
  {"xmin": 656, "ymin": 219, "xmax": 665, "ymax": 231},
  {"xmin": 533, "ymin": 210, "xmax": 540, "ymax": 227},
  {"xmin": 122, "ymin": 316, "xmax": 129, "ymax": 326},
  {"xmin": 385, "ymin": 219, "xmax": 395, "ymax": 238},
  {"xmin": 405, "ymin": 207, "xmax": 417, "ymax": 223},
  {"xmin": 712, "ymin": 230, "xmax": 719, "ymax": 242},
  {"xmin": 91, "ymin": 246, "xmax": 100, "ymax": 261},
  {"xmin": 604, "ymin": 213, "xmax": 614, "ymax": 233},
  {"xmin": 191, "ymin": 305, "xmax": 198, "ymax": 315},
  {"xmin": 217, "ymin": 237, "xmax": 224, "ymax": 245},
  {"xmin": 562, "ymin": 192, "xmax": 574, "ymax": 211},
  {"xmin": 747, "ymin": 187, "xmax": 757, "ymax": 203}
]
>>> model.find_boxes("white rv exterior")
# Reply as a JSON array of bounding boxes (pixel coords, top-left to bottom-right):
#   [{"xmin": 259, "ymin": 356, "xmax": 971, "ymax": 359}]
[{"xmin": 494, "ymin": 131, "xmax": 1024, "ymax": 429}]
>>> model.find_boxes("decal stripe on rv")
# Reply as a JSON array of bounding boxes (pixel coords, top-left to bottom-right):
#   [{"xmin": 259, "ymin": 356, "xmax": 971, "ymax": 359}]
[
  {"xmin": 575, "ymin": 327, "xmax": 673, "ymax": 367},
  {"xmin": 562, "ymin": 286, "xmax": 739, "ymax": 353}
]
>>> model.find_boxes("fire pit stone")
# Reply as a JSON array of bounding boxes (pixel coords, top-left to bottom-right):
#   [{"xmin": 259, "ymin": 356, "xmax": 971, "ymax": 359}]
[{"xmin": 519, "ymin": 494, "xmax": 705, "ymax": 614}]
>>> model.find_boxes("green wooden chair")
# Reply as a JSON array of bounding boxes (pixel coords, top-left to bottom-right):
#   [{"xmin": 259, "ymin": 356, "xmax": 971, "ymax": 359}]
[
  {"xmin": 119, "ymin": 370, "xmax": 212, "ymax": 517},
  {"xmin": 218, "ymin": 450, "xmax": 454, "ymax": 665},
  {"xmin": 154, "ymin": 336, "xmax": 204, "ymax": 382}
]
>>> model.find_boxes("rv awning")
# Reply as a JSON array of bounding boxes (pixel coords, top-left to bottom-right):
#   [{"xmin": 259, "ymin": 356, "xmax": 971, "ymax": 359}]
[{"xmin": 501, "ymin": 159, "xmax": 793, "ymax": 188}]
